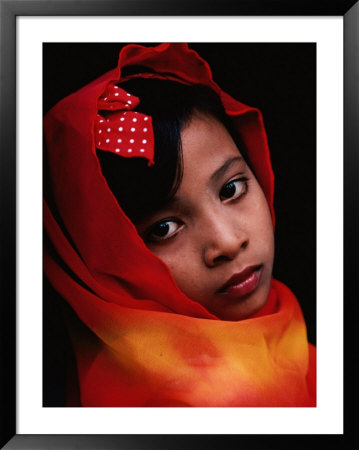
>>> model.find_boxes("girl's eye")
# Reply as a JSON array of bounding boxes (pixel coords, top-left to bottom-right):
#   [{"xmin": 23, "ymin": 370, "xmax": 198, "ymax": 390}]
[
  {"xmin": 220, "ymin": 178, "xmax": 248, "ymax": 201},
  {"xmin": 147, "ymin": 219, "xmax": 181, "ymax": 242}
]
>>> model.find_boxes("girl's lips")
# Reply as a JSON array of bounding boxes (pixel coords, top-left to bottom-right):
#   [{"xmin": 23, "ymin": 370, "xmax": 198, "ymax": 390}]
[{"xmin": 218, "ymin": 265, "xmax": 263, "ymax": 299}]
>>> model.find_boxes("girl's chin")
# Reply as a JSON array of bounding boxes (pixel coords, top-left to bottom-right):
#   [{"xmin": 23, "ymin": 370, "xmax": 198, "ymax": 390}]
[{"xmin": 207, "ymin": 288, "xmax": 270, "ymax": 321}]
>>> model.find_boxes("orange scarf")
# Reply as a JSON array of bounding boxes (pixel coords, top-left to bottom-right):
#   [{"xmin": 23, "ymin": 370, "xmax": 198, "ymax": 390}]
[{"xmin": 44, "ymin": 43, "xmax": 316, "ymax": 407}]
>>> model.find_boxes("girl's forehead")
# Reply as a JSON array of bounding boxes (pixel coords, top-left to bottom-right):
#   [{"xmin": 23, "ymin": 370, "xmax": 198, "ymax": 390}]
[{"xmin": 181, "ymin": 114, "xmax": 245, "ymax": 168}]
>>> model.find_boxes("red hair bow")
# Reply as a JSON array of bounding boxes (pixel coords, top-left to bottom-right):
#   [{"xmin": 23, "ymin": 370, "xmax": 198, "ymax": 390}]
[{"xmin": 95, "ymin": 82, "xmax": 154, "ymax": 165}]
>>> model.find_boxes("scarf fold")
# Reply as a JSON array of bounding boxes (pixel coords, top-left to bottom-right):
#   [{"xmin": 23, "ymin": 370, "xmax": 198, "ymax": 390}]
[{"xmin": 44, "ymin": 43, "xmax": 316, "ymax": 407}]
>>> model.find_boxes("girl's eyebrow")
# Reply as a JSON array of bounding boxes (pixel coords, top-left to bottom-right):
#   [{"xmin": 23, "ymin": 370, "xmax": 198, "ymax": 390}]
[
  {"xmin": 160, "ymin": 156, "xmax": 245, "ymax": 212},
  {"xmin": 210, "ymin": 156, "xmax": 243, "ymax": 183}
]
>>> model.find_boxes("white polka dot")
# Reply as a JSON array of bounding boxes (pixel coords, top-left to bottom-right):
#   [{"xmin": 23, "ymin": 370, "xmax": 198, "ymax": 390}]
[
  {"xmin": 106, "ymin": 139, "xmax": 110, "ymax": 143},
  {"xmin": 131, "ymin": 127, "xmax": 135, "ymax": 132},
  {"xmin": 127, "ymin": 100, "xmax": 132, "ymax": 105},
  {"xmin": 124, "ymin": 112, "xmax": 127, "ymax": 115},
  {"xmin": 98, "ymin": 141, "xmax": 101, "ymax": 145},
  {"xmin": 115, "ymin": 148, "xmax": 120, "ymax": 152},
  {"xmin": 144, "ymin": 117, "xmax": 148, "ymax": 121},
  {"xmin": 132, "ymin": 118, "xmax": 137, "ymax": 122},
  {"xmin": 142, "ymin": 139, "xmax": 147, "ymax": 144},
  {"xmin": 106, "ymin": 119, "xmax": 109, "ymax": 122},
  {"xmin": 117, "ymin": 138, "xmax": 122, "ymax": 143},
  {"xmin": 140, "ymin": 149, "xmax": 145, "ymax": 153},
  {"xmin": 104, "ymin": 97, "xmax": 108, "ymax": 101},
  {"xmin": 115, "ymin": 93, "xmax": 119, "ymax": 96},
  {"xmin": 114, "ymin": 86, "xmax": 119, "ymax": 89},
  {"xmin": 130, "ymin": 139, "xmax": 134, "ymax": 143},
  {"xmin": 99, "ymin": 119, "xmax": 104, "ymax": 123},
  {"xmin": 98, "ymin": 130, "xmax": 102, "ymax": 134},
  {"xmin": 143, "ymin": 128, "xmax": 148, "ymax": 132},
  {"xmin": 126, "ymin": 93, "xmax": 131, "ymax": 97},
  {"xmin": 107, "ymin": 128, "xmax": 111, "ymax": 132},
  {"xmin": 118, "ymin": 127, "xmax": 123, "ymax": 131},
  {"xmin": 120, "ymin": 117, "xmax": 125, "ymax": 121},
  {"xmin": 128, "ymin": 149, "xmax": 132, "ymax": 153}
]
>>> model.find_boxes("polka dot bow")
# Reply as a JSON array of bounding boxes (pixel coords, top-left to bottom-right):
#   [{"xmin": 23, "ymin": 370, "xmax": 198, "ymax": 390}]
[{"xmin": 95, "ymin": 83, "xmax": 154, "ymax": 165}]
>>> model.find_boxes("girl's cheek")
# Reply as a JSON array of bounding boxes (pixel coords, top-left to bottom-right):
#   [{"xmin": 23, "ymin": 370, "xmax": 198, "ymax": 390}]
[
  {"xmin": 163, "ymin": 243, "xmax": 197, "ymax": 274},
  {"xmin": 149, "ymin": 243, "xmax": 186, "ymax": 272}
]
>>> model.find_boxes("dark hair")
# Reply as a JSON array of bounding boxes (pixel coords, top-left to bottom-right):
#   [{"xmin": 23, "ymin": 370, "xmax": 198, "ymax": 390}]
[{"xmin": 97, "ymin": 71, "xmax": 250, "ymax": 223}]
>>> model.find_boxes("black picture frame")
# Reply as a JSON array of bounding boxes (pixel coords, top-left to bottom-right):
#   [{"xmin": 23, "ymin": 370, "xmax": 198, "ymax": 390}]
[{"xmin": 1, "ymin": 0, "xmax": 358, "ymax": 448}]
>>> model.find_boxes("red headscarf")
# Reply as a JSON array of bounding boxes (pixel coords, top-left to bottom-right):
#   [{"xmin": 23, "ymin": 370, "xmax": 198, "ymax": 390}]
[{"xmin": 44, "ymin": 43, "xmax": 316, "ymax": 406}]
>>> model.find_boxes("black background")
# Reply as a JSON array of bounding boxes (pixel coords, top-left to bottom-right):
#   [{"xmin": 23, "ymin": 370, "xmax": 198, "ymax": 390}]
[{"xmin": 43, "ymin": 43, "xmax": 316, "ymax": 403}]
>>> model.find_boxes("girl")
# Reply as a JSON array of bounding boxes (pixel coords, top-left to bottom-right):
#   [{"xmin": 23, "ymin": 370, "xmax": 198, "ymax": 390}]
[{"xmin": 43, "ymin": 43, "xmax": 316, "ymax": 406}]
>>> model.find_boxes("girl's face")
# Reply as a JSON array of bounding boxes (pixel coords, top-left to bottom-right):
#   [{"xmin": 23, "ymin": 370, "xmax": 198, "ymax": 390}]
[{"xmin": 137, "ymin": 113, "xmax": 274, "ymax": 320}]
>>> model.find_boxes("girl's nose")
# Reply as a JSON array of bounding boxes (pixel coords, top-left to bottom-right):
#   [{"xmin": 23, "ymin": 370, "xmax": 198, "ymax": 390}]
[{"xmin": 202, "ymin": 213, "xmax": 248, "ymax": 267}]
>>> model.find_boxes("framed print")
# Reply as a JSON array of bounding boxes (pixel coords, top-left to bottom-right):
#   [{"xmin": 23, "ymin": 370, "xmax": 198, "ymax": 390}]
[{"xmin": 1, "ymin": 0, "xmax": 358, "ymax": 448}]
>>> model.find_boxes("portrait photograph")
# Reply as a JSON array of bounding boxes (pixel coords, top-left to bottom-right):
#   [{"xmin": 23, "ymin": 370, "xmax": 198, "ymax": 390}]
[{"xmin": 42, "ymin": 42, "xmax": 317, "ymax": 408}]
